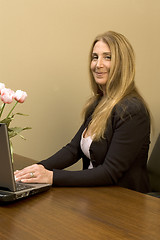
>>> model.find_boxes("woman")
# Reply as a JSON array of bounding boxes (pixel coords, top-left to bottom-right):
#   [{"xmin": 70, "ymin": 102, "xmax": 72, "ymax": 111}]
[{"xmin": 15, "ymin": 31, "xmax": 151, "ymax": 193}]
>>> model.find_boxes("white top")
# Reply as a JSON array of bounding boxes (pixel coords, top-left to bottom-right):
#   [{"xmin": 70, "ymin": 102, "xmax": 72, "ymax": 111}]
[{"xmin": 80, "ymin": 129, "xmax": 93, "ymax": 169}]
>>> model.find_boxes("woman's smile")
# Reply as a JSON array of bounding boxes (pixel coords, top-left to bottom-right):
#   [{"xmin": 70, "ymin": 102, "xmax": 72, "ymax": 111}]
[{"xmin": 95, "ymin": 71, "xmax": 108, "ymax": 78}]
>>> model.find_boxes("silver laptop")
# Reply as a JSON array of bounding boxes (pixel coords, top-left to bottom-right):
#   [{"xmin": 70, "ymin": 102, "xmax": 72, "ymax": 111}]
[{"xmin": 0, "ymin": 123, "xmax": 51, "ymax": 202}]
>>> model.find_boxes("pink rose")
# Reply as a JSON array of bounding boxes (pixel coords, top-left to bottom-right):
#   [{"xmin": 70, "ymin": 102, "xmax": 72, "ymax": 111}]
[
  {"xmin": 14, "ymin": 90, "xmax": 27, "ymax": 103},
  {"xmin": 1, "ymin": 88, "xmax": 15, "ymax": 104},
  {"xmin": 0, "ymin": 83, "xmax": 5, "ymax": 94}
]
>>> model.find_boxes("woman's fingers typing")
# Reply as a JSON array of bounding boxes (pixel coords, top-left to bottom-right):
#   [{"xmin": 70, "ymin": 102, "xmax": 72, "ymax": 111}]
[{"xmin": 14, "ymin": 164, "xmax": 53, "ymax": 184}]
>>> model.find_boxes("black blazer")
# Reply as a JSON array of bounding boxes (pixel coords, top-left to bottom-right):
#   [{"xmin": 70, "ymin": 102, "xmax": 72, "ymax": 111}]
[{"xmin": 39, "ymin": 97, "xmax": 151, "ymax": 193}]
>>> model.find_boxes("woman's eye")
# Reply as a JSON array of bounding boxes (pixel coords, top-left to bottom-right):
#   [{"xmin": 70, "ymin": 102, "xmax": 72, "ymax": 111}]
[
  {"xmin": 105, "ymin": 55, "xmax": 111, "ymax": 60},
  {"xmin": 91, "ymin": 54, "xmax": 98, "ymax": 60}
]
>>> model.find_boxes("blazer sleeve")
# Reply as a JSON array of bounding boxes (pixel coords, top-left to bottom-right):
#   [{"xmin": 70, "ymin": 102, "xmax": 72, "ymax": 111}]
[{"xmin": 48, "ymin": 99, "xmax": 150, "ymax": 187}]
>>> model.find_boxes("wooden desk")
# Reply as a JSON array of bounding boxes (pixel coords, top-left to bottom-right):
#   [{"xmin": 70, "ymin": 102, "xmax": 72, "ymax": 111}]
[{"xmin": 0, "ymin": 155, "xmax": 160, "ymax": 240}]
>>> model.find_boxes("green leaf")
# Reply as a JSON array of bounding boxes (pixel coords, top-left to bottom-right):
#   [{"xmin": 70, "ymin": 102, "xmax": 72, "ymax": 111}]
[
  {"xmin": 8, "ymin": 126, "xmax": 32, "ymax": 139},
  {"xmin": 1, "ymin": 117, "xmax": 13, "ymax": 127},
  {"xmin": 19, "ymin": 134, "xmax": 27, "ymax": 140},
  {"xmin": 12, "ymin": 112, "xmax": 29, "ymax": 117},
  {"xmin": 16, "ymin": 112, "xmax": 29, "ymax": 116}
]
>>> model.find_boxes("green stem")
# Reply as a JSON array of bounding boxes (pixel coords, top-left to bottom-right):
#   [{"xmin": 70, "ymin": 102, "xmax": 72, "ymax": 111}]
[
  {"xmin": 0, "ymin": 103, "xmax": 6, "ymax": 118},
  {"xmin": 6, "ymin": 101, "xmax": 18, "ymax": 118}
]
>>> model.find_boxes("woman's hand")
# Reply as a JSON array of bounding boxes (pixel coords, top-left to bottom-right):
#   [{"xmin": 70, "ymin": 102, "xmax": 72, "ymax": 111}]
[{"xmin": 14, "ymin": 164, "xmax": 53, "ymax": 184}]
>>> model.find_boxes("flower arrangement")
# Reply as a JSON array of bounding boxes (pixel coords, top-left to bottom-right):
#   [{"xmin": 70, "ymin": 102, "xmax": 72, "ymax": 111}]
[{"xmin": 0, "ymin": 82, "xmax": 31, "ymax": 160}]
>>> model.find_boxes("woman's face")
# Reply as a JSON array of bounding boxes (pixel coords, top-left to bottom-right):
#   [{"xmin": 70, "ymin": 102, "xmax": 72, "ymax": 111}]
[{"xmin": 91, "ymin": 40, "xmax": 111, "ymax": 93}]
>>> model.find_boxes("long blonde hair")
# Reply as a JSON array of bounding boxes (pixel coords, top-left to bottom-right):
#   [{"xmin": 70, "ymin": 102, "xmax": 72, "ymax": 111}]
[{"xmin": 83, "ymin": 31, "xmax": 149, "ymax": 140}]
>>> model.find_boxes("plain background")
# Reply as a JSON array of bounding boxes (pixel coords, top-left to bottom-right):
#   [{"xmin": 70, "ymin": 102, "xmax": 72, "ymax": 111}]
[{"xmin": 0, "ymin": 0, "xmax": 159, "ymax": 170}]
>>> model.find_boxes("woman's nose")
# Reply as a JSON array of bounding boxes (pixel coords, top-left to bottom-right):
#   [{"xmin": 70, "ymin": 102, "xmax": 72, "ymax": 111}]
[{"xmin": 96, "ymin": 57, "xmax": 104, "ymax": 68}]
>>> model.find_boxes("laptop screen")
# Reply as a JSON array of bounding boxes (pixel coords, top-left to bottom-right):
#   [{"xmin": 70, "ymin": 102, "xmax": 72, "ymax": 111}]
[{"xmin": 0, "ymin": 123, "xmax": 16, "ymax": 191}]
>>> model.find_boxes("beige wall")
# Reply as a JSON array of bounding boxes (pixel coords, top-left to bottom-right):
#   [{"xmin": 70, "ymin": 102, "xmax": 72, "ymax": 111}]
[{"xmin": 0, "ymin": 0, "xmax": 160, "ymax": 170}]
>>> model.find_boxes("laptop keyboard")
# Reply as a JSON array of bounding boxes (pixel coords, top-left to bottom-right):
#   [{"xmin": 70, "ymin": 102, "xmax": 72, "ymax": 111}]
[{"xmin": 16, "ymin": 182, "xmax": 33, "ymax": 191}]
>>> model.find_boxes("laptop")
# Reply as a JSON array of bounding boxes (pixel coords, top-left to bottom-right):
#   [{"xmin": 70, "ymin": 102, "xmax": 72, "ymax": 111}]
[{"xmin": 0, "ymin": 123, "xmax": 51, "ymax": 202}]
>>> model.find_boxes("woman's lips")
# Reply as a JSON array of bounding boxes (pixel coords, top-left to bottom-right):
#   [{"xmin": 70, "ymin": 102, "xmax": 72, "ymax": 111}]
[{"xmin": 95, "ymin": 72, "xmax": 107, "ymax": 78}]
